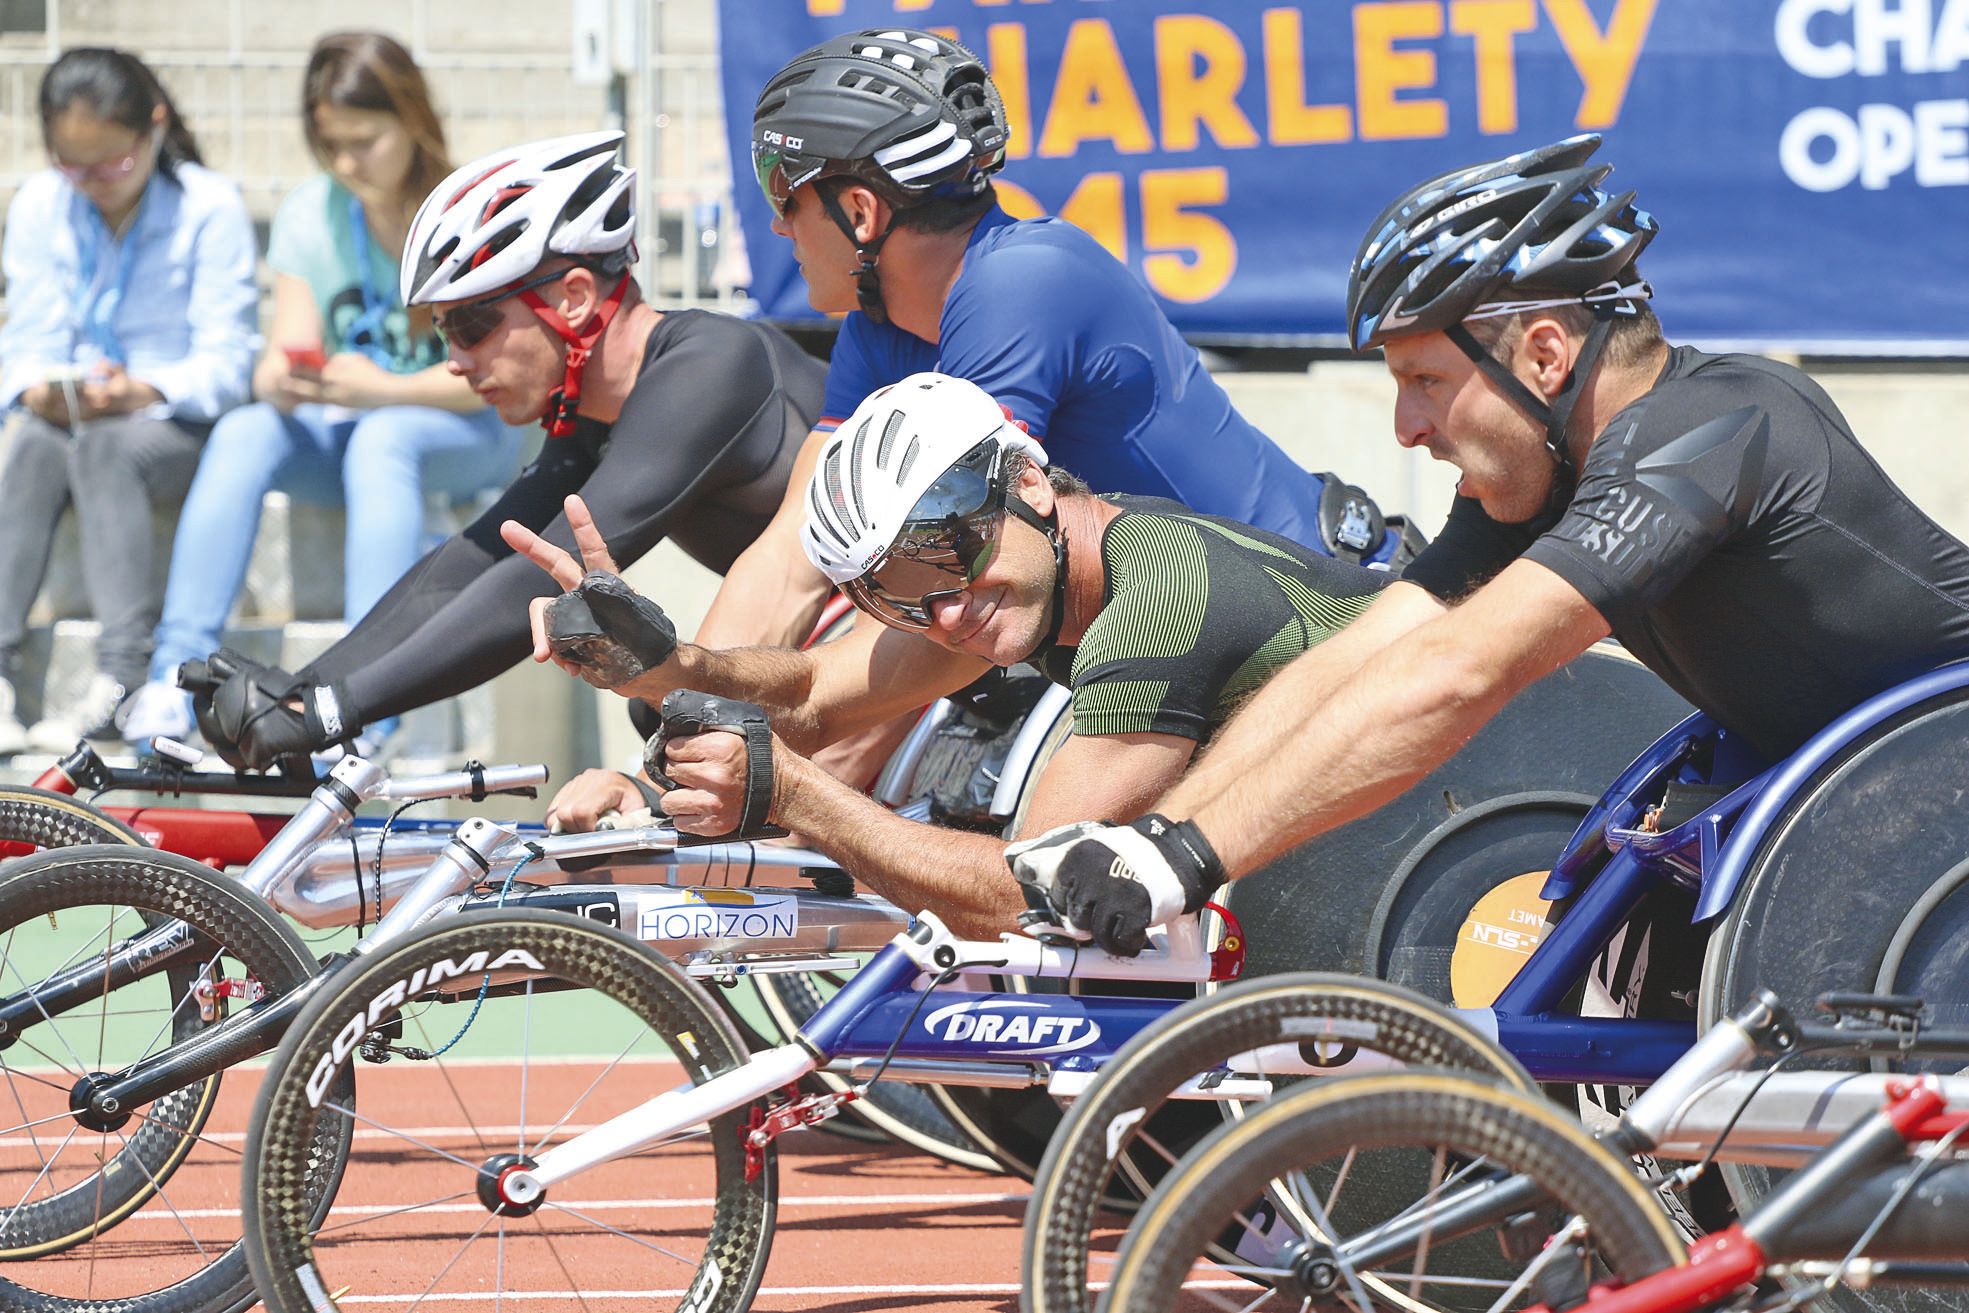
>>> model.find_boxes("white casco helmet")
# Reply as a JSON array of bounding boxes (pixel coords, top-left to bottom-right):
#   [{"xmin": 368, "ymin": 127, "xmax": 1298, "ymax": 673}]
[
  {"xmin": 802, "ymin": 372, "xmax": 1046, "ymax": 585},
  {"xmin": 401, "ymin": 130, "xmax": 637, "ymax": 305}
]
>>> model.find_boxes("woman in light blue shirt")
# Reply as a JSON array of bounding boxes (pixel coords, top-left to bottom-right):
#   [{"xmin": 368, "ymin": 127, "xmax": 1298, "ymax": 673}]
[
  {"xmin": 0, "ymin": 47, "xmax": 257, "ymax": 752},
  {"xmin": 121, "ymin": 31, "xmax": 526, "ymax": 753}
]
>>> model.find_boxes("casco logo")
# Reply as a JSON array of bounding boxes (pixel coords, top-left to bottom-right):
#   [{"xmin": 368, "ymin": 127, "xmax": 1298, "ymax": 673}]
[
  {"xmin": 306, "ymin": 948, "xmax": 547, "ymax": 1106},
  {"xmin": 759, "ymin": 129, "xmax": 804, "ymax": 151},
  {"xmin": 923, "ymin": 999, "xmax": 1100, "ymax": 1055}
]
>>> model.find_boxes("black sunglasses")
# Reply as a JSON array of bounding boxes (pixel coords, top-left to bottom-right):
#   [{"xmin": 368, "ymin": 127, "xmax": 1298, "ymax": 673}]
[{"xmin": 433, "ymin": 269, "xmax": 569, "ymax": 349}]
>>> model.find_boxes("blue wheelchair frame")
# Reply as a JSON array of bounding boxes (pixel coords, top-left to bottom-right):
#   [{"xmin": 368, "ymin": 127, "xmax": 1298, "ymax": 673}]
[{"xmin": 774, "ymin": 662, "xmax": 1969, "ymax": 1089}]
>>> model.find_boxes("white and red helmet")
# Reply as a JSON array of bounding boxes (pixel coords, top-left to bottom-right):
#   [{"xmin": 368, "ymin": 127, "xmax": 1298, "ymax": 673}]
[{"xmin": 400, "ymin": 130, "xmax": 637, "ymax": 306}]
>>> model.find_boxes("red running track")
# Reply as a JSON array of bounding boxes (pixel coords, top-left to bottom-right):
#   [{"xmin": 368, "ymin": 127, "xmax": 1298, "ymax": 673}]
[{"xmin": 16, "ymin": 1059, "xmax": 1059, "ymax": 1312}]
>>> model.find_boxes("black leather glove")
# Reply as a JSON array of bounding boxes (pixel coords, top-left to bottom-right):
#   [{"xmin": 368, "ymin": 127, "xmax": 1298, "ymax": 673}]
[
  {"xmin": 235, "ymin": 682, "xmax": 356, "ymax": 770},
  {"xmin": 644, "ymin": 689, "xmax": 774, "ymax": 837},
  {"xmin": 184, "ymin": 650, "xmax": 355, "ymax": 771},
  {"xmin": 1005, "ymin": 813, "xmax": 1225, "ymax": 957},
  {"xmin": 544, "ymin": 571, "xmax": 678, "ymax": 689}
]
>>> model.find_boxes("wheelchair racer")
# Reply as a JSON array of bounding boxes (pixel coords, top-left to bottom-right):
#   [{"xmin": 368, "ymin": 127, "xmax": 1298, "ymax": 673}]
[
  {"xmin": 717, "ymin": 27, "xmax": 1418, "ymax": 655},
  {"xmin": 1008, "ymin": 135, "xmax": 1969, "ymax": 956},
  {"xmin": 508, "ymin": 371, "xmax": 1388, "ymax": 936},
  {"xmin": 188, "ymin": 130, "xmax": 829, "ymax": 769}
]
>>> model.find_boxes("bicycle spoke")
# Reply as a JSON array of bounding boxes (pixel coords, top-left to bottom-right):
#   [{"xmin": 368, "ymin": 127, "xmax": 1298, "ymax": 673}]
[
  {"xmin": 403, "ymin": 1010, "xmax": 497, "ymax": 1158},
  {"xmin": 4, "ymin": 948, "xmax": 95, "ymax": 1078},
  {"xmin": 524, "ymin": 1031, "xmax": 650, "ymax": 1157},
  {"xmin": 403, "ymin": 1209, "xmax": 501, "ymax": 1313},
  {"xmin": 316, "ymin": 1190, "xmax": 476, "ymax": 1239},
  {"xmin": 526, "ymin": 1207, "xmax": 597, "ymax": 1313},
  {"xmin": 0, "ymin": 1123, "xmax": 80, "ymax": 1242},
  {"xmin": 1282, "ymin": 1170, "xmax": 1380, "ymax": 1313},
  {"xmin": 110, "ymin": 1125, "xmax": 210, "ymax": 1260},
  {"xmin": 1324, "ymin": 1146, "xmax": 1357, "ymax": 1220},
  {"xmin": 323, "ymin": 1100, "xmax": 486, "ymax": 1174},
  {"xmin": 1409, "ymin": 1145, "xmax": 1448, "ymax": 1298},
  {"xmin": 1482, "ymin": 1215, "xmax": 1587, "ymax": 1313},
  {"xmin": 516, "ymin": 983, "xmax": 532, "ymax": 1155},
  {"xmin": 131, "ymin": 945, "xmax": 233, "ymax": 1065},
  {"xmin": 540, "ymin": 1197, "xmax": 709, "ymax": 1270}
]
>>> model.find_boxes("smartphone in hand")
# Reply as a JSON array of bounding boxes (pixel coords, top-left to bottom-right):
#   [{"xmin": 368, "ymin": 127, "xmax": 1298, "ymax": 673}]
[{"xmin": 282, "ymin": 343, "xmax": 327, "ymax": 372}]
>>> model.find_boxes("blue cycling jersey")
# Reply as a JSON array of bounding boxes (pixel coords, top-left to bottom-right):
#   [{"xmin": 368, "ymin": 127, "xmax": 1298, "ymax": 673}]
[{"xmin": 821, "ymin": 206, "xmax": 1336, "ymax": 552}]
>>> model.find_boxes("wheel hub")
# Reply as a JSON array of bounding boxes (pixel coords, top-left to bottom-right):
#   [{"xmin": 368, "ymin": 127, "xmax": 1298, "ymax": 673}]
[
  {"xmin": 1281, "ymin": 1237, "xmax": 1344, "ymax": 1302},
  {"xmin": 476, "ymin": 1152, "xmax": 544, "ymax": 1217},
  {"xmin": 69, "ymin": 1071, "xmax": 133, "ymax": 1133}
]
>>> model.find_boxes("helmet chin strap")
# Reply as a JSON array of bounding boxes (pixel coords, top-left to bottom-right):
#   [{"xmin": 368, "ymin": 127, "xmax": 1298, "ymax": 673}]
[
  {"xmin": 1446, "ymin": 305, "xmax": 1619, "ymax": 519},
  {"xmin": 1004, "ymin": 495, "xmax": 1070, "ymax": 656},
  {"xmin": 522, "ymin": 271, "xmax": 633, "ymax": 438},
  {"xmin": 817, "ymin": 185, "xmax": 900, "ymax": 325}
]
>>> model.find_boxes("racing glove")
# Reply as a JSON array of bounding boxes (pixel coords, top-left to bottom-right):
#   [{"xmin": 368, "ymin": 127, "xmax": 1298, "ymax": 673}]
[
  {"xmin": 184, "ymin": 650, "xmax": 354, "ymax": 771},
  {"xmin": 544, "ymin": 571, "xmax": 677, "ymax": 689},
  {"xmin": 1005, "ymin": 813, "xmax": 1226, "ymax": 957},
  {"xmin": 644, "ymin": 689, "xmax": 775, "ymax": 838}
]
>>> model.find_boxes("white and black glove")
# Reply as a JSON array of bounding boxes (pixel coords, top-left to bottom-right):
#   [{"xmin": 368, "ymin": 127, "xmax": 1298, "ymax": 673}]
[
  {"xmin": 544, "ymin": 571, "xmax": 677, "ymax": 689},
  {"xmin": 1005, "ymin": 813, "xmax": 1225, "ymax": 957}
]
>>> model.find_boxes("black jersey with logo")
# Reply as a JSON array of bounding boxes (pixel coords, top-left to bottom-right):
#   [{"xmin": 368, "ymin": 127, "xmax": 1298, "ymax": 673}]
[{"xmin": 1403, "ymin": 347, "xmax": 1969, "ymax": 760}]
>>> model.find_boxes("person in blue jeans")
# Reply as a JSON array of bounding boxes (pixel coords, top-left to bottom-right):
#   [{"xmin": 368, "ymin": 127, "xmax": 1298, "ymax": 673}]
[
  {"xmin": 0, "ymin": 47, "xmax": 258, "ymax": 753},
  {"xmin": 122, "ymin": 31, "xmax": 524, "ymax": 751}
]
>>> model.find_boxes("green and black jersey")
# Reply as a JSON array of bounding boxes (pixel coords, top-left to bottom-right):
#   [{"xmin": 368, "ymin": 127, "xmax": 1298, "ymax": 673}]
[{"xmin": 1034, "ymin": 496, "xmax": 1389, "ymax": 742}]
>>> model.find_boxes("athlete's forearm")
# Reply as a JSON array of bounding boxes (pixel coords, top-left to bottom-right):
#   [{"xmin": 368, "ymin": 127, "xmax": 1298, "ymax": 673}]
[
  {"xmin": 696, "ymin": 523, "xmax": 834, "ymax": 650},
  {"xmin": 773, "ymin": 750, "xmax": 1027, "ymax": 938},
  {"xmin": 1178, "ymin": 576, "xmax": 1602, "ymax": 879},
  {"xmin": 624, "ymin": 644, "xmax": 830, "ymax": 749}
]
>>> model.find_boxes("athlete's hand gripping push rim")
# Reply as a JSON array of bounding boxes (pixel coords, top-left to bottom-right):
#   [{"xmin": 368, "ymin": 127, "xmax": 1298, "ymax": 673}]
[
  {"xmin": 644, "ymin": 690, "xmax": 776, "ymax": 839},
  {"xmin": 1006, "ymin": 814, "xmax": 1224, "ymax": 957}
]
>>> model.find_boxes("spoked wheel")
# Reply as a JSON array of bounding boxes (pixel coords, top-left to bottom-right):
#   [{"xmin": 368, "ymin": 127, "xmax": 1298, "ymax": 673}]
[
  {"xmin": 0, "ymin": 785, "xmax": 148, "ymax": 859},
  {"xmin": 1098, "ymin": 1073, "xmax": 1686, "ymax": 1313},
  {"xmin": 1024, "ymin": 974, "xmax": 1538, "ymax": 1313},
  {"xmin": 245, "ymin": 909, "xmax": 774, "ymax": 1313},
  {"xmin": 0, "ymin": 845, "xmax": 347, "ymax": 1313},
  {"xmin": 751, "ymin": 966, "xmax": 1000, "ymax": 1170}
]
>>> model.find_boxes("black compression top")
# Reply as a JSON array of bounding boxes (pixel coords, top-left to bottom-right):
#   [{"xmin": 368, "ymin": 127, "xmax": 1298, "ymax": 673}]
[
  {"xmin": 1403, "ymin": 346, "xmax": 1969, "ymax": 761},
  {"xmin": 304, "ymin": 308, "xmax": 826, "ymax": 726},
  {"xmin": 1034, "ymin": 496, "xmax": 1389, "ymax": 741}
]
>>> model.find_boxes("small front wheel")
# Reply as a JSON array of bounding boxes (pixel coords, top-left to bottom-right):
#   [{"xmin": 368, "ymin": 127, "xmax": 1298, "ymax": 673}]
[
  {"xmin": 244, "ymin": 909, "xmax": 776, "ymax": 1313},
  {"xmin": 1098, "ymin": 1072, "xmax": 1685, "ymax": 1313}
]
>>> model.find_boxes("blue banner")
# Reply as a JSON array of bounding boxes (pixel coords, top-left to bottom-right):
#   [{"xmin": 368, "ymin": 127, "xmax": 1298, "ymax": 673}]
[{"xmin": 719, "ymin": 0, "xmax": 1969, "ymax": 351}]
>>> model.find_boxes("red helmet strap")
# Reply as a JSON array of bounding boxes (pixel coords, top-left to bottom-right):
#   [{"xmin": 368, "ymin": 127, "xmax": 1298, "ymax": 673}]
[{"xmin": 522, "ymin": 271, "xmax": 633, "ymax": 438}]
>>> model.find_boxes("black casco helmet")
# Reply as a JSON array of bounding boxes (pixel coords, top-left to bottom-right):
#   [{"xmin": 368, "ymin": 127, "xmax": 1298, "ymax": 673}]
[
  {"xmin": 753, "ymin": 29, "xmax": 1009, "ymax": 323},
  {"xmin": 1347, "ymin": 135, "xmax": 1658, "ymax": 472}
]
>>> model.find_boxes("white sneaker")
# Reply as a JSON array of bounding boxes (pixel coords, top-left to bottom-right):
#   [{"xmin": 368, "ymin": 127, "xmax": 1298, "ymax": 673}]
[
  {"xmin": 28, "ymin": 674, "xmax": 128, "ymax": 753},
  {"xmin": 0, "ymin": 677, "xmax": 29, "ymax": 755},
  {"xmin": 119, "ymin": 679, "xmax": 196, "ymax": 747}
]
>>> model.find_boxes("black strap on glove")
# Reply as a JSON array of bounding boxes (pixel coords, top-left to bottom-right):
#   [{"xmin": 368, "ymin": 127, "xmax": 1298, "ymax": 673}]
[
  {"xmin": 181, "ymin": 650, "xmax": 354, "ymax": 772},
  {"xmin": 545, "ymin": 571, "xmax": 678, "ymax": 688},
  {"xmin": 644, "ymin": 689, "xmax": 774, "ymax": 838}
]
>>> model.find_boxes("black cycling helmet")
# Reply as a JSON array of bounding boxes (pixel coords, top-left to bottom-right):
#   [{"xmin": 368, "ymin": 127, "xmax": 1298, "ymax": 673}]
[
  {"xmin": 753, "ymin": 29, "xmax": 1009, "ymax": 322},
  {"xmin": 1348, "ymin": 135, "xmax": 1658, "ymax": 482},
  {"xmin": 1346, "ymin": 134, "xmax": 1657, "ymax": 351}
]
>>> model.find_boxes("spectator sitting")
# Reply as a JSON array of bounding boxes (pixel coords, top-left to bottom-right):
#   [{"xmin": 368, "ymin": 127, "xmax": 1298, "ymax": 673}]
[
  {"xmin": 0, "ymin": 47, "xmax": 258, "ymax": 753},
  {"xmin": 121, "ymin": 30, "xmax": 528, "ymax": 751}
]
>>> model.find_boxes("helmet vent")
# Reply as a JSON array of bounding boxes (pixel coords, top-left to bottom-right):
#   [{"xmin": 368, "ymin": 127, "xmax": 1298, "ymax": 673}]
[
  {"xmin": 876, "ymin": 409, "xmax": 905, "ymax": 469},
  {"xmin": 820, "ymin": 446, "xmax": 856, "ymax": 541},
  {"xmin": 845, "ymin": 416, "xmax": 874, "ymax": 526},
  {"xmin": 896, "ymin": 436, "xmax": 921, "ymax": 486}
]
